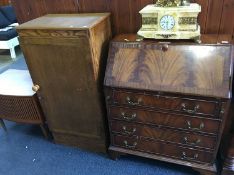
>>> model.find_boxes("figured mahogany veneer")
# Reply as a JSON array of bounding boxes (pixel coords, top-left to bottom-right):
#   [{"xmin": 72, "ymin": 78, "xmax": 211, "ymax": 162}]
[
  {"xmin": 109, "ymin": 106, "xmax": 221, "ymax": 135},
  {"xmin": 104, "ymin": 34, "xmax": 234, "ymax": 175},
  {"xmin": 110, "ymin": 120, "xmax": 217, "ymax": 150},
  {"xmin": 111, "ymin": 90, "xmax": 220, "ymax": 118},
  {"xmin": 112, "ymin": 135, "xmax": 214, "ymax": 164}
]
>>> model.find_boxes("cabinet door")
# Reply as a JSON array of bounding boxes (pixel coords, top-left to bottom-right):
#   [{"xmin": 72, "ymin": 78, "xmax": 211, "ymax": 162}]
[
  {"xmin": 20, "ymin": 33, "xmax": 104, "ymax": 141},
  {"xmin": 44, "ymin": 0, "xmax": 79, "ymax": 13},
  {"xmin": 12, "ymin": 0, "xmax": 47, "ymax": 23}
]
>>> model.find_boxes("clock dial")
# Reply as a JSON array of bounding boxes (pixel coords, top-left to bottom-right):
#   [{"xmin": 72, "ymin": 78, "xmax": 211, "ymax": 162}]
[{"xmin": 160, "ymin": 15, "xmax": 175, "ymax": 30}]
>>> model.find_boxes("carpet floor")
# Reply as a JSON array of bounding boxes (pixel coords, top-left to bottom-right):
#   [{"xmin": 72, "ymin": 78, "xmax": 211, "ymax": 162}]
[
  {"xmin": 0, "ymin": 121, "xmax": 197, "ymax": 175},
  {"xmin": 0, "ymin": 47, "xmax": 25, "ymax": 74},
  {"xmin": 0, "ymin": 56, "xmax": 198, "ymax": 175}
]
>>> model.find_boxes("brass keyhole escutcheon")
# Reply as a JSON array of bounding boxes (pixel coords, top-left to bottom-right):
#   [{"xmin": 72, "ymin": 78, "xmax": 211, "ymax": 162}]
[{"xmin": 162, "ymin": 44, "xmax": 169, "ymax": 52}]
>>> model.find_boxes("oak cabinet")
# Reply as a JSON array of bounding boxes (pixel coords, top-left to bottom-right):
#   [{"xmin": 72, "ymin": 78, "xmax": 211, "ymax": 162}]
[{"xmin": 17, "ymin": 13, "xmax": 112, "ymax": 152}]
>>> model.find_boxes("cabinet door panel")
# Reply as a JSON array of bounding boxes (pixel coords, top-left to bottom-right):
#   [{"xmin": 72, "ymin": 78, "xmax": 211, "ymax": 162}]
[{"xmin": 20, "ymin": 36, "xmax": 104, "ymax": 139}]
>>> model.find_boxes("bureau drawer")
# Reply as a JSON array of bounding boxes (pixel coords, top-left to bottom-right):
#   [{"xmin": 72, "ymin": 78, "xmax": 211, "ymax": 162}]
[
  {"xmin": 109, "ymin": 107, "xmax": 221, "ymax": 134},
  {"xmin": 112, "ymin": 91, "xmax": 219, "ymax": 117},
  {"xmin": 112, "ymin": 135, "xmax": 214, "ymax": 164},
  {"xmin": 110, "ymin": 120, "xmax": 217, "ymax": 150}
]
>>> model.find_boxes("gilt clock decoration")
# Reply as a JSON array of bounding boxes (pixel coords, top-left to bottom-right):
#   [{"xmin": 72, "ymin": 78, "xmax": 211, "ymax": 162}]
[{"xmin": 137, "ymin": 0, "xmax": 201, "ymax": 40}]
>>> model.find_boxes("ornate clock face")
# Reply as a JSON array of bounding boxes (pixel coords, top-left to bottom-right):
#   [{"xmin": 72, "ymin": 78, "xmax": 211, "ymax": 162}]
[{"xmin": 160, "ymin": 15, "xmax": 175, "ymax": 30}]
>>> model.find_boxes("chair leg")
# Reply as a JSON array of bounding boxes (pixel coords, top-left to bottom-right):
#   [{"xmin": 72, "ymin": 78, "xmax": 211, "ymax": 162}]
[
  {"xmin": 0, "ymin": 119, "xmax": 7, "ymax": 132},
  {"xmin": 10, "ymin": 47, "xmax": 16, "ymax": 60}
]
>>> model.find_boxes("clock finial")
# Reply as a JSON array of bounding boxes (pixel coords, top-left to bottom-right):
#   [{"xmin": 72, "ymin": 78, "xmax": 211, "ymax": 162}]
[{"xmin": 155, "ymin": 0, "xmax": 181, "ymax": 7}]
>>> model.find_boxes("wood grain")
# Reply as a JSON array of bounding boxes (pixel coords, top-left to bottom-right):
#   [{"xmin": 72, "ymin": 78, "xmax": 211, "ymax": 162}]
[
  {"xmin": 105, "ymin": 40, "xmax": 232, "ymax": 98},
  {"xmin": 0, "ymin": 0, "xmax": 10, "ymax": 6},
  {"xmin": 111, "ymin": 48, "xmax": 139, "ymax": 82},
  {"xmin": 105, "ymin": 35, "xmax": 233, "ymax": 174},
  {"xmin": 12, "ymin": 0, "xmax": 234, "ymax": 35},
  {"xmin": 205, "ymin": 0, "xmax": 224, "ymax": 34},
  {"xmin": 109, "ymin": 106, "xmax": 221, "ymax": 134},
  {"xmin": 17, "ymin": 14, "xmax": 111, "ymax": 152},
  {"xmin": 219, "ymin": 0, "xmax": 234, "ymax": 34},
  {"xmin": 139, "ymin": 48, "xmax": 187, "ymax": 87},
  {"xmin": 194, "ymin": 0, "xmax": 210, "ymax": 34},
  {"xmin": 112, "ymin": 134, "xmax": 214, "ymax": 163},
  {"xmin": 111, "ymin": 90, "xmax": 219, "ymax": 117},
  {"xmin": 79, "ymin": 0, "xmax": 110, "ymax": 13},
  {"xmin": 45, "ymin": 0, "xmax": 79, "ymax": 13},
  {"xmin": 110, "ymin": 120, "xmax": 217, "ymax": 149}
]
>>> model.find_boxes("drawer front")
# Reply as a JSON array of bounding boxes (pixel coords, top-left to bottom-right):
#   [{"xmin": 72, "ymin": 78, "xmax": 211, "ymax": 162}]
[
  {"xmin": 112, "ymin": 135, "xmax": 214, "ymax": 164},
  {"xmin": 109, "ymin": 107, "xmax": 221, "ymax": 134},
  {"xmin": 110, "ymin": 120, "xmax": 217, "ymax": 150},
  {"xmin": 112, "ymin": 91, "xmax": 219, "ymax": 117}
]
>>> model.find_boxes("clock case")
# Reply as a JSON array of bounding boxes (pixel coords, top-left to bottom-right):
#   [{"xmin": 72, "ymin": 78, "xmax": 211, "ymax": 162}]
[{"xmin": 137, "ymin": 3, "xmax": 201, "ymax": 40}]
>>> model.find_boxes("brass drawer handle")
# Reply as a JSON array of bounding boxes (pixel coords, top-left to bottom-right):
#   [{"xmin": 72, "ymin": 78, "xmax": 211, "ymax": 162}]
[
  {"xmin": 186, "ymin": 121, "xmax": 204, "ymax": 131},
  {"xmin": 122, "ymin": 126, "xmax": 136, "ymax": 135},
  {"xmin": 181, "ymin": 152, "xmax": 198, "ymax": 160},
  {"xmin": 121, "ymin": 112, "xmax": 137, "ymax": 121},
  {"xmin": 181, "ymin": 103, "xmax": 199, "ymax": 114},
  {"xmin": 182, "ymin": 152, "xmax": 198, "ymax": 161},
  {"xmin": 183, "ymin": 137, "xmax": 201, "ymax": 146},
  {"xmin": 126, "ymin": 96, "xmax": 142, "ymax": 106},
  {"xmin": 123, "ymin": 140, "xmax": 137, "ymax": 149}
]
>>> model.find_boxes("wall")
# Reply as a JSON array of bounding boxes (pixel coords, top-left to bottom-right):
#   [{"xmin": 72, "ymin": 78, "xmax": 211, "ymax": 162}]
[
  {"xmin": 12, "ymin": 0, "xmax": 234, "ymax": 36},
  {"xmin": 0, "ymin": 0, "xmax": 11, "ymax": 6}
]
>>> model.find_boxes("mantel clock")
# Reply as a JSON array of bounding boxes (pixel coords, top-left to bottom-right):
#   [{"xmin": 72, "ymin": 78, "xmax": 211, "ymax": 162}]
[{"xmin": 137, "ymin": 0, "xmax": 201, "ymax": 40}]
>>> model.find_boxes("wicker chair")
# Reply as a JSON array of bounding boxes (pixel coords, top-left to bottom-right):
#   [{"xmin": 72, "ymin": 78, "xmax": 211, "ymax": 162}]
[{"xmin": 0, "ymin": 69, "xmax": 49, "ymax": 138}]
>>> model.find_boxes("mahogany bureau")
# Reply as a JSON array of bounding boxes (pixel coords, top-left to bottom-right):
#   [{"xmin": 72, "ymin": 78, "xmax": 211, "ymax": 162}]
[
  {"xmin": 104, "ymin": 34, "xmax": 234, "ymax": 174},
  {"xmin": 16, "ymin": 14, "xmax": 112, "ymax": 152}
]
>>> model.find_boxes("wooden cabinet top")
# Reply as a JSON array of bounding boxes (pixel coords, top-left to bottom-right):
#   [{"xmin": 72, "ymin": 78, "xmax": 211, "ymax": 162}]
[
  {"xmin": 16, "ymin": 13, "xmax": 110, "ymax": 30},
  {"xmin": 104, "ymin": 34, "xmax": 234, "ymax": 99}
]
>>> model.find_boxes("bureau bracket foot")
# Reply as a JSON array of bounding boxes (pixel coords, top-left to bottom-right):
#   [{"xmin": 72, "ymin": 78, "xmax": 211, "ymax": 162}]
[
  {"xmin": 108, "ymin": 150, "xmax": 124, "ymax": 160},
  {"xmin": 193, "ymin": 164, "xmax": 217, "ymax": 175},
  {"xmin": 40, "ymin": 124, "xmax": 51, "ymax": 139}
]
